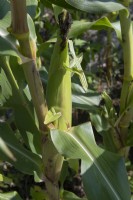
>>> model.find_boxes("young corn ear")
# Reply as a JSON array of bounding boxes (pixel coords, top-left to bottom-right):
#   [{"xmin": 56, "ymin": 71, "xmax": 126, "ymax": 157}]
[
  {"xmin": 42, "ymin": 11, "xmax": 72, "ymax": 200},
  {"xmin": 46, "ymin": 11, "xmax": 72, "ymax": 131}
]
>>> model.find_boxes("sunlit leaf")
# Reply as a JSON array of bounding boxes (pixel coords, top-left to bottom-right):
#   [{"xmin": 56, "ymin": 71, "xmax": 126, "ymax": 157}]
[
  {"xmin": 51, "ymin": 123, "xmax": 131, "ymax": 200},
  {"xmin": 65, "ymin": 0, "xmax": 128, "ymax": 15},
  {"xmin": 69, "ymin": 17, "xmax": 121, "ymax": 40}
]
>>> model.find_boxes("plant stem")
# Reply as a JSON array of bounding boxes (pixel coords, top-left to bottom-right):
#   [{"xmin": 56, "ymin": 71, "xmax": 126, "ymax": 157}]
[
  {"xmin": 10, "ymin": 1, "xmax": 66, "ymax": 199},
  {"xmin": 118, "ymin": 6, "xmax": 133, "ymax": 155},
  {"xmin": 119, "ymin": 9, "xmax": 133, "ymax": 113},
  {"xmin": 10, "ymin": 0, "xmax": 48, "ymax": 132}
]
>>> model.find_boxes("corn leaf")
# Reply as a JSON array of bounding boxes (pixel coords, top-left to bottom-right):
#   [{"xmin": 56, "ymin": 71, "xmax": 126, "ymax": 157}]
[
  {"xmin": 72, "ymin": 82, "xmax": 101, "ymax": 112},
  {"xmin": 51, "ymin": 122, "xmax": 131, "ymax": 200},
  {"xmin": 65, "ymin": 0, "xmax": 128, "ymax": 15},
  {"xmin": 69, "ymin": 17, "xmax": 121, "ymax": 40},
  {"xmin": 0, "ymin": 122, "xmax": 42, "ymax": 176}
]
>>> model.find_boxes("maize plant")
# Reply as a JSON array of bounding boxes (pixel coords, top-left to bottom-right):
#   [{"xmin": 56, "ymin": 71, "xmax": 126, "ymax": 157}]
[{"xmin": 0, "ymin": 0, "xmax": 133, "ymax": 200}]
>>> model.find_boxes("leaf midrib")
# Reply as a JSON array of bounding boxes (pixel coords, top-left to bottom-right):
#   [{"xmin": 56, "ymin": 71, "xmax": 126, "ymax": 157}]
[{"xmin": 68, "ymin": 132, "xmax": 121, "ymax": 200}]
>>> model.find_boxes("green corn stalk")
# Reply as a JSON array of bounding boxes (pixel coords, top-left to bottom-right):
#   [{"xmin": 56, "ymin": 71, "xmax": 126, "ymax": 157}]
[
  {"xmin": 42, "ymin": 11, "xmax": 72, "ymax": 200},
  {"xmin": 118, "ymin": 2, "xmax": 133, "ymax": 156},
  {"xmin": 9, "ymin": 1, "xmax": 58, "ymax": 199},
  {"xmin": 10, "ymin": 0, "xmax": 48, "ymax": 132}
]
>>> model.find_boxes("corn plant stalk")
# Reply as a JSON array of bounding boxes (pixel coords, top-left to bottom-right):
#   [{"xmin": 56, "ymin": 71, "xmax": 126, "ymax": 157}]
[
  {"xmin": 10, "ymin": 0, "xmax": 48, "ymax": 132},
  {"xmin": 118, "ymin": 3, "xmax": 133, "ymax": 155},
  {"xmin": 10, "ymin": 0, "xmax": 58, "ymax": 198}
]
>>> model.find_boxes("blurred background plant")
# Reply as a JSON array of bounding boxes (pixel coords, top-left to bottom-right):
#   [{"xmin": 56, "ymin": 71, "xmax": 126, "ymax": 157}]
[{"xmin": 1, "ymin": 0, "xmax": 133, "ymax": 199}]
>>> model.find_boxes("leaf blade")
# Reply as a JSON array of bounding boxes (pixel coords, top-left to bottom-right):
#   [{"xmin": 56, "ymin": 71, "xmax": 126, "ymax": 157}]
[
  {"xmin": 0, "ymin": 122, "xmax": 42, "ymax": 176},
  {"xmin": 65, "ymin": 0, "xmax": 128, "ymax": 15},
  {"xmin": 51, "ymin": 123, "xmax": 131, "ymax": 200}
]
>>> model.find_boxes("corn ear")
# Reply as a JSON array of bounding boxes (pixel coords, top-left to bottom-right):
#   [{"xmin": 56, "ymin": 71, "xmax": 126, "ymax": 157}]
[
  {"xmin": 42, "ymin": 11, "xmax": 72, "ymax": 200},
  {"xmin": 46, "ymin": 13, "xmax": 72, "ymax": 131}
]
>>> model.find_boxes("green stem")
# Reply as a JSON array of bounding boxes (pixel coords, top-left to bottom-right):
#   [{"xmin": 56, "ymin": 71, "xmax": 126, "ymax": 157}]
[
  {"xmin": 10, "ymin": 0, "xmax": 48, "ymax": 131},
  {"xmin": 10, "ymin": 1, "xmax": 63, "ymax": 199},
  {"xmin": 118, "ymin": 7, "xmax": 133, "ymax": 155},
  {"xmin": 119, "ymin": 11, "xmax": 133, "ymax": 83},
  {"xmin": 119, "ymin": 9, "xmax": 133, "ymax": 109}
]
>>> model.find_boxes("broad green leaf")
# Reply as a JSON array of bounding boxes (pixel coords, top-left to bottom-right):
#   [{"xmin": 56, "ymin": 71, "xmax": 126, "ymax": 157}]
[
  {"xmin": 72, "ymin": 82, "xmax": 101, "ymax": 112},
  {"xmin": 69, "ymin": 17, "xmax": 121, "ymax": 40},
  {"xmin": 51, "ymin": 123, "xmax": 131, "ymax": 200},
  {"xmin": 0, "ymin": 122, "xmax": 42, "ymax": 176},
  {"xmin": 65, "ymin": 0, "xmax": 128, "ymax": 15},
  {"xmin": 0, "ymin": 191, "xmax": 22, "ymax": 200}
]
